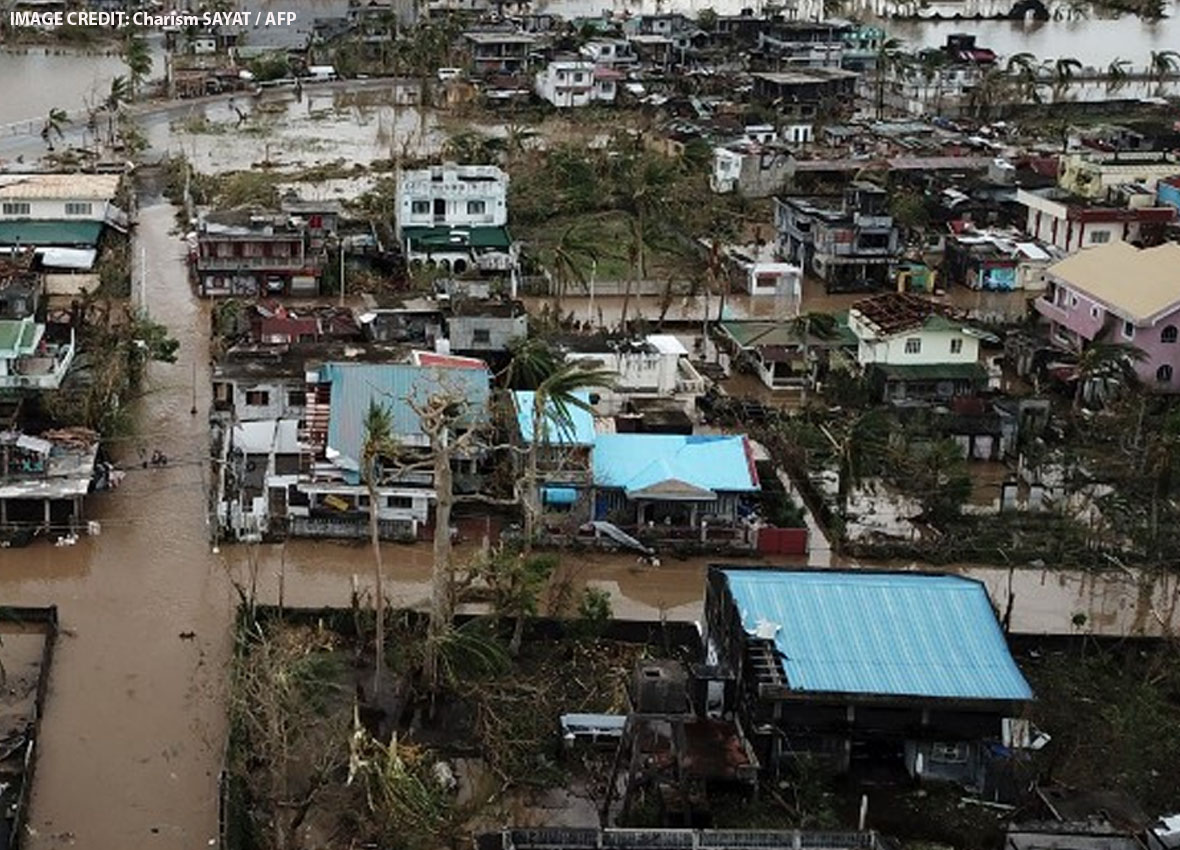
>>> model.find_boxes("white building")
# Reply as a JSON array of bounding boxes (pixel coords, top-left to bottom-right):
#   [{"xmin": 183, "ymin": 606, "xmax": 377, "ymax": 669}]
[
  {"xmin": 579, "ymin": 38, "xmax": 637, "ymax": 68},
  {"xmin": 0, "ymin": 174, "xmax": 122, "ymax": 223},
  {"xmin": 0, "ymin": 316, "xmax": 76, "ymax": 391},
  {"xmin": 396, "ymin": 163, "xmax": 508, "ymax": 235},
  {"xmin": 535, "ymin": 59, "xmax": 618, "ymax": 108},
  {"xmin": 566, "ymin": 334, "xmax": 705, "ymax": 415},
  {"xmin": 1017, "ymin": 187, "xmax": 1178, "ymax": 255}
]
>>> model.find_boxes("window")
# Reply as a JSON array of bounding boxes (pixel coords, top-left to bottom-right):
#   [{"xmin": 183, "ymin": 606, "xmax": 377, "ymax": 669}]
[
  {"xmin": 2, "ymin": 202, "xmax": 30, "ymax": 216},
  {"xmin": 1158, "ymin": 364, "xmax": 1174, "ymax": 383},
  {"xmin": 245, "ymin": 390, "xmax": 270, "ymax": 406},
  {"xmin": 358, "ymin": 494, "xmax": 370, "ymax": 508},
  {"xmin": 64, "ymin": 202, "xmax": 92, "ymax": 216},
  {"xmin": 1163, "ymin": 325, "xmax": 1178, "ymax": 344},
  {"xmin": 1070, "ymin": 295, "xmax": 1079, "ymax": 307},
  {"xmin": 1091, "ymin": 305, "xmax": 1102, "ymax": 320},
  {"xmin": 287, "ymin": 389, "xmax": 306, "ymax": 407},
  {"xmin": 930, "ymin": 742, "xmax": 969, "ymax": 764},
  {"xmin": 411, "ymin": 200, "xmax": 430, "ymax": 215},
  {"xmin": 904, "ymin": 337, "xmax": 922, "ymax": 355},
  {"xmin": 1089, "ymin": 230, "xmax": 1111, "ymax": 244},
  {"xmin": 386, "ymin": 495, "xmax": 413, "ymax": 509},
  {"xmin": 950, "ymin": 338, "xmax": 963, "ymax": 355},
  {"xmin": 466, "ymin": 200, "xmax": 486, "ymax": 215},
  {"xmin": 573, "ymin": 72, "xmax": 585, "ymax": 83},
  {"xmin": 472, "ymin": 328, "xmax": 491, "ymax": 344},
  {"xmin": 1123, "ymin": 320, "xmax": 1136, "ymax": 340}
]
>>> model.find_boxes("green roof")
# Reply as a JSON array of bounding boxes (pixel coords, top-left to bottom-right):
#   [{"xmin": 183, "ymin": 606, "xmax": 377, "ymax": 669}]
[
  {"xmin": 871, "ymin": 362, "xmax": 987, "ymax": 382},
  {"xmin": 720, "ymin": 316, "xmax": 856, "ymax": 348},
  {"xmin": 401, "ymin": 225, "xmax": 512, "ymax": 252},
  {"xmin": 0, "ymin": 317, "xmax": 40, "ymax": 356},
  {"xmin": 0, "ymin": 321, "xmax": 22, "ymax": 353},
  {"xmin": 0, "ymin": 220, "xmax": 104, "ymax": 247}
]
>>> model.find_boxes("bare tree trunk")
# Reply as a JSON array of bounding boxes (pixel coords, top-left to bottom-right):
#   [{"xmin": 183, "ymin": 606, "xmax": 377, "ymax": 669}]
[
  {"xmin": 522, "ymin": 394, "xmax": 543, "ymax": 552},
  {"xmin": 427, "ymin": 436, "xmax": 454, "ymax": 692},
  {"xmin": 367, "ymin": 476, "xmax": 385, "ymax": 697}
]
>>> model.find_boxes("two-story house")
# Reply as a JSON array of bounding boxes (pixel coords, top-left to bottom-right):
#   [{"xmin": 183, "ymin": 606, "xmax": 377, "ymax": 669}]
[
  {"xmin": 562, "ymin": 334, "xmax": 706, "ymax": 415},
  {"xmin": 0, "ymin": 174, "xmax": 127, "ymax": 266},
  {"xmin": 396, "ymin": 163, "xmax": 515, "ymax": 275},
  {"xmin": 848, "ymin": 292, "xmax": 988, "ymax": 401},
  {"xmin": 534, "ymin": 58, "xmax": 618, "ymax": 108},
  {"xmin": 1058, "ymin": 151, "xmax": 1180, "ymax": 201},
  {"xmin": 463, "ymin": 30, "xmax": 538, "ymax": 76},
  {"xmin": 1034, "ymin": 241, "xmax": 1180, "ymax": 393},
  {"xmin": 578, "ymin": 38, "xmax": 637, "ymax": 69},
  {"xmin": 192, "ymin": 210, "xmax": 325, "ymax": 298},
  {"xmin": 1017, "ymin": 187, "xmax": 1176, "ymax": 254},
  {"xmin": 704, "ymin": 567, "xmax": 1033, "ymax": 790},
  {"xmin": 1, "ymin": 428, "xmax": 100, "ymax": 538},
  {"xmin": 775, "ymin": 183, "xmax": 900, "ymax": 293}
]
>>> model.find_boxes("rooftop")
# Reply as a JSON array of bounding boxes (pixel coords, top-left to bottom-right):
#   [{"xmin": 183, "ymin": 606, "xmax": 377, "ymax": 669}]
[
  {"xmin": 850, "ymin": 292, "xmax": 965, "ymax": 337},
  {"xmin": 0, "ymin": 173, "xmax": 119, "ymax": 201},
  {"xmin": 716, "ymin": 567, "xmax": 1034, "ymax": 702},
  {"xmin": 401, "ymin": 225, "xmax": 512, "ymax": 252},
  {"xmin": 593, "ymin": 434, "xmax": 759, "ymax": 499},
  {"xmin": 0, "ymin": 220, "xmax": 104, "ymax": 248},
  {"xmin": 1046, "ymin": 241, "xmax": 1180, "ymax": 324}
]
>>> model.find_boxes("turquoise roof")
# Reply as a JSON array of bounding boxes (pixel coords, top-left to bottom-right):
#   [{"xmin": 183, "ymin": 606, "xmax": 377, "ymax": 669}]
[
  {"xmin": 718, "ymin": 568, "xmax": 1034, "ymax": 702},
  {"xmin": 592, "ymin": 434, "xmax": 759, "ymax": 497},
  {"xmin": 323, "ymin": 362, "xmax": 491, "ymax": 478},
  {"xmin": 402, "ymin": 225, "xmax": 512, "ymax": 252},
  {"xmin": 0, "ymin": 220, "xmax": 103, "ymax": 247},
  {"xmin": 512, "ymin": 390, "xmax": 595, "ymax": 446}
]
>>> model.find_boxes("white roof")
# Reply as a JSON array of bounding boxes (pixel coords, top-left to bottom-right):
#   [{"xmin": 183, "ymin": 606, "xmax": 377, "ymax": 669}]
[
  {"xmin": 0, "ymin": 173, "xmax": 119, "ymax": 201},
  {"xmin": 36, "ymin": 247, "xmax": 97, "ymax": 270},
  {"xmin": 646, "ymin": 334, "xmax": 688, "ymax": 355},
  {"xmin": 232, "ymin": 419, "xmax": 302, "ymax": 455}
]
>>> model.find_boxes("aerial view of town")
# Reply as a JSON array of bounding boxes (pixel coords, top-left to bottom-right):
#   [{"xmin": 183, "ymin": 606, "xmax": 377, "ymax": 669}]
[{"xmin": 0, "ymin": 0, "xmax": 1179, "ymax": 846}]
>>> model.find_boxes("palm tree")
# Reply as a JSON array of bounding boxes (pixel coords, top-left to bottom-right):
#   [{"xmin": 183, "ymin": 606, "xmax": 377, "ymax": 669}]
[
  {"xmin": 786, "ymin": 311, "xmax": 839, "ymax": 404},
  {"xmin": 612, "ymin": 151, "xmax": 675, "ymax": 328},
  {"xmin": 1071, "ymin": 341, "xmax": 1146, "ymax": 410},
  {"xmin": 547, "ymin": 224, "xmax": 597, "ymax": 314},
  {"xmin": 1104, "ymin": 58, "xmax": 1131, "ymax": 93},
  {"xmin": 917, "ymin": 49, "xmax": 949, "ymax": 115},
  {"xmin": 1005, "ymin": 52, "xmax": 1042, "ymax": 105},
  {"xmin": 361, "ymin": 400, "xmax": 397, "ymax": 696},
  {"xmin": 873, "ymin": 37, "xmax": 905, "ymax": 120},
  {"xmin": 834, "ymin": 409, "xmax": 893, "ymax": 535},
  {"xmin": 969, "ymin": 67, "xmax": 1012, "ymax": 120},
  {"xmin": 121, "ymin": 35, "xmax": 153, "ymax": 98},
  {"xmin": 40, "ymin": 108, "xmax": 68, "ymax": 151},
  {"xmin": 1050, "ymin": 57, "xmax": 1083, "ymax": 102},
  {"xmin": 520, "ymin": 363, "xmax": 615, "ymax": 550},
  {"xmin": 1148, "ymin": 49, "xmax": 1180, "ymax": 93},
  {"xmin": 102, "ymin": 75, "xmax": 131, "ymax": 146}
]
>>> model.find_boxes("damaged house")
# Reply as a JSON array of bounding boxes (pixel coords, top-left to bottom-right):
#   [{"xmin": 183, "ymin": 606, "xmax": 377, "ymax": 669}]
[{"xmin": 704, "ymin": 567, "xmax": 1034, "ymax": 793}]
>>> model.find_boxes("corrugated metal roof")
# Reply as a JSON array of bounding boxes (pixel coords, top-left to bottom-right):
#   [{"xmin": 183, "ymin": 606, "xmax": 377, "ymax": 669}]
[
  {"xmin": 513, "ymin": 390, "xmax": 595, "ymax": 445},
  {"xmin": 0, "ymin": 220, "xmax": 104, "ymax": 247},
  {"xmin": 719, "ymin": 569, "xmax": 1033, "ymax": 701},
  {"xmin": 593, "ymin": 434, "xmax": 759, "ymax": 497},
  {"xmin": 324, "ymin": 362, "xmax": 491, "ymax": 474}
]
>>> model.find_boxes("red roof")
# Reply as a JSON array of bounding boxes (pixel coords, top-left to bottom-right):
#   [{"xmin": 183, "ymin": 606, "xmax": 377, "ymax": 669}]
[{"xmin": 412, "ymin": 350, "xmax": 488, "ymax": 370}]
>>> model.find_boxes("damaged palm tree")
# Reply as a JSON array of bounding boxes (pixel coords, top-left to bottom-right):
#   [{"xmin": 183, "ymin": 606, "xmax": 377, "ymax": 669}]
[{"xmin": 362, "ymin": 400, "xmax": 398, "ymax": 696}]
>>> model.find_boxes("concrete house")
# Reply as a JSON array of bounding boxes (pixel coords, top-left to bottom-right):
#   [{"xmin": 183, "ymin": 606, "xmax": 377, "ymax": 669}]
[
  {"xmin": 775, "ymin": 183, "xmax": 899, "ymax": 293},
  {"xmin": 704, "ymin": 567, "xmax": 1034, "ymax": 790},
  {"xmin": 711, "ymin": 143, "xmax": 796, "ymax": 198},
  {"xmin": 1035, "ymin": 241, "xmax": 1180, "ymax": 392},
  {"xmin": 1017, "ymin": 187, "xmax": 1176, "ymax": 254},
  {"xmin": 396, "ymin": 163, "xmax": 514, "ymax": 275},
  {"xmin": 718, "ymin": 318, "xmax": 856, "ymax": 392},
  {"xmin": 1, "ymin": 429, "xmax": 100, "ymax": 538},
  {"xmin": 463, "ymin": 30, "xmax": 538, "ymax": 76},
  {"xmin": 848, "ymin": 292, "xmax": 988, "ymax": 401},
  {"xmin": 563, "ymin": 334, "xmax": 706, "ymax": 415},
  {"xmin": 192, "ymin": 210, "xmax": 325, "ymax": 298},
  {"xmin": 0, "ymin": 173, "xmax": 123, "ymax": 226},
  {"xmin": 535, "ymin": 58, "xmax": 619, "ymax": 108},
  {"xmin": 0, "ymin": 315, "xmax": 76, "ymax": 391},
  {"xmin": 512, "ymin": 390, "xmax": 596, "ymax": 519},
  {"xmin": 1057, "ymin": 151, "xmax": 1180, "ymax": 201}
]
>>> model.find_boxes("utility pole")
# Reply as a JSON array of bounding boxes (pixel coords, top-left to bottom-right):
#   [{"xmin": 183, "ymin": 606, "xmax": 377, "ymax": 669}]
[{"xmin": 338, "ymin": 237, "xmax": 345, "ymax": 307}]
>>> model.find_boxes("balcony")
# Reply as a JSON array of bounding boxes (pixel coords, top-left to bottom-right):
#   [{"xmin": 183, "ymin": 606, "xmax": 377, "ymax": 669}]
[
  {"xmin": 0, "ymin": 336, "xmax": 75, "ymax": 391},
  {"xmin": 675, "ymin": 358, "xmax": 707, "ymax": 395},
  {"xmin": 1034, "ymin": 295, "xmax": 1069, "ymax": 325},
  {"xmin": 197, "ymin": 255, "xmax": 322, "ymax": 271}
]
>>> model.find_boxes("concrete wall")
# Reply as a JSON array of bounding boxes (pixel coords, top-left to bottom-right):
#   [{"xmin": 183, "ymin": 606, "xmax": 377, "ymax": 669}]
[{"xmin": 854, "ymin": 326, "xmax": 980, "ymax": 367}]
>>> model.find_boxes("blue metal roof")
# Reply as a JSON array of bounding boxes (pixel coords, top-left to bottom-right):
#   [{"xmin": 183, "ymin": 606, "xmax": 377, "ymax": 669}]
[
  {"xmin": 323, "ymin": 362, "xmax": 490, "ymax": 476},
  {"xmin": 720, "ymin": 569, "xmax": 1033, "ymax": 702},
  {"xmin": 512, "ymin": 390, "xmax": 596, "ymax": 446},
  {"xmin": 593, "ymin": 434, "xmax": 759, "ymax": 497}
]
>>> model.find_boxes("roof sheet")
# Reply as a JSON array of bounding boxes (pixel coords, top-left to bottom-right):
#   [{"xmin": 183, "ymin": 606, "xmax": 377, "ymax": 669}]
[
  {"xmin": 402, "ymin": 225, "xmax": 512, "ymax": 251},
  {"xmin": 593, "ymin": 434, "xmax": 759, "ymax": 497},
  {"xmin": 720, "ymin": 569, "xmax": 1034, "ymax": 701},
  {"xmin": 1046, "ymin": 241, "xmax": 1180, "ymax": 324},
  {"xmin": 324, "ymin": 362, "xmax": 491, "ymax": 473},
  {"xmin": 35, "ymin": 247, "xmax": 97, "ymax": 270},
  {"xmin": 872, "ymin": 362, "xmax": 987, "ymax": 382},
  {"xmin": 0, "ymin": 173, "xmax": 119, "ymax": 201},
  {"xmin": 720, "ymin": 318, "xmax": 856, "ymax": 348},
  {"xmin": 0, "ymin": 220, "xmax": 104, "ymax": 247},
  {"xmin": 513, "ymin": 390, "xmax": 596, "ymax": 445}
]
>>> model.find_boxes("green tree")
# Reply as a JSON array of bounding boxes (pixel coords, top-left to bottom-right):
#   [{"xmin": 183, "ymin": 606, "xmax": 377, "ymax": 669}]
[
  {"xmin": 696, "ymin": 7, "xmax": 718, "ymax": 29},
  {"xmin": 1071, "ymin": 341, "xmax": 1146, "ymax": 410},
  {"xmin": 786, "ymin": 311, "xmax": 839, "ymax": 404},
  {"xmin": 520, "ymin": 363, "xmax": 614, "ymax": 549},
  {"xmin": 969, "ymin": 67, "xmax": 1012, "ymax": 119},
  {"xmin": 361, "ymin": 400, "xmax": 397, "ymax": 696},
  {"xmin": 1051, "ymin": 56, "xmax": 1084, "ymax": 102},
  {"xmin": 121, "ymin": 35, "xmax": 152, "ymax": 97},
  {"xmin": 610, "ymin": 150, "xmax": 677, "ymax": 327},
  {"xmin": 1106, "ymin": 57, "xmax": 1131, "ymax": 92},
  {"xmin": 546, "ymin": 223, "xmax": 598, "ymax": 312},
  {"xmin": 1148, "ymin": 49, "xmax": 1180, "ymax": 93}
]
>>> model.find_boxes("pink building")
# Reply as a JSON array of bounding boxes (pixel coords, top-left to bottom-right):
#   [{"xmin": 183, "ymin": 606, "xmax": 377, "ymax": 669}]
[{"xmin": 1035, "ymin": 241, "xmax": 1180, "ymax": 391}]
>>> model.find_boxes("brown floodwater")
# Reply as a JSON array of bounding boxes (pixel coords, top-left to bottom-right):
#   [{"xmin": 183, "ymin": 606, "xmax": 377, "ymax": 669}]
[{"xmin": 0, "ymin": 195, "xmax": 1177, "ymax": 846}]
